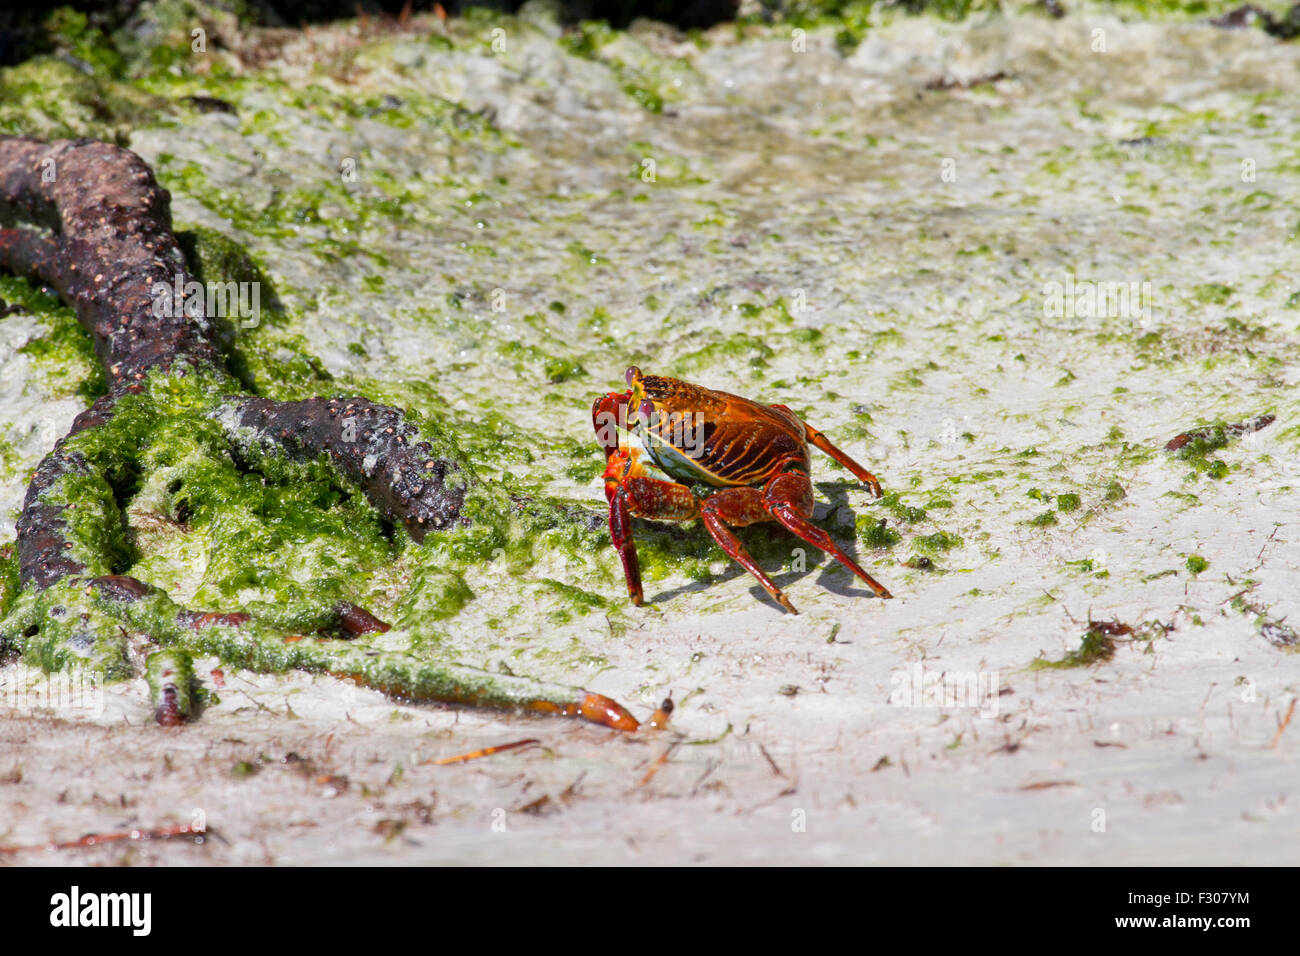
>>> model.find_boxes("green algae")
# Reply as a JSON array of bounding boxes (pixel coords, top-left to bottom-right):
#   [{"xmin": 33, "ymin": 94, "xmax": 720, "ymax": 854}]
[
  {"xmin": 857, "ymin": 515, "xmax": 901, "ymax": 549},
  {"xmin": 3, "ymin": 1, "xmax": 1300, "ymax": 724},
  {"xmin": 0, "ymin": 357, "xmax": 518, "ymax": 690},
  {"xmin": 1030, "ymin": 618, "xmax": 1174, "ymax": 670},
  {"xmin": 1029, "ymin": 625, "xmax": 1119, "ymax": 670},
  {"xmin": 1065, "ymin": 557, "xmax": 1109, "ymax": 579},
  {"xmin": 174, "ymin": 225, "xmax": 336, "ymax": 397},
  {"xmin": 0, "ymin": 544, "xmax": 17, "ymax": 621},
  {"xmin": 1191, "ymin": 282, "xmax": 1235, "ymax": 306},
  {"xmin": 13, "ymin": 299, "xmax": 109, "ymax": 403},
  {"xmin": 558, "ymin": 19, "xmax": 700, "ymax": 115},
  {"xmin": 878, "ymin": 492, "xmax": 927, "ymax": 524},
  {"xmin": 1230, "ymin": 592, "xmax": 1299, "ymax": 649},
  {"xmin": 0, "ymin": 57, "xmax": 163, "ymax": 141},
  {"xmin": 1166, "ymin": 414, "xmax": 1276, "ymax": 480},
  {"xmin": 912, "ymin": 530, "xmax": 963, "ymax": 553},
  {"xmin": 4, "ymin": 572, "xmax": 605, "ymax": 711}
]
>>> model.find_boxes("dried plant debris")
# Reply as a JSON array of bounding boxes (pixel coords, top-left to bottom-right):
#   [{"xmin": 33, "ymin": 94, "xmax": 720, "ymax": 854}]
[
  {"xmin": 1165, "ymin": 413, "xmax": 1275, "ymax": 453},
  {"xmin": 1229, "ymin": 593, "xmax": 1299, "ymax": 649},
  {"xmin": 1210, "ymin": 3, "xmax": 1300, "ymax": 39},
  {"xmin": 1030, "ymin": 619, "xmax": 1171, "ymax": 670},
  {"xmin": 1164, "ymin": 413, "xmax": 1275, "ymax": 478},
  {"xmin": 925, "ymin": 71, "xmax": 1011, "ymax": 91}
]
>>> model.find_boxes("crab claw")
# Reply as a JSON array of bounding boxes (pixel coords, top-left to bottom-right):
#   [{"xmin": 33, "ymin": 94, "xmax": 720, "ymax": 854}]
[{"xmin": 592, "ymin": 391, "xmax": 628, "ymax": 462}]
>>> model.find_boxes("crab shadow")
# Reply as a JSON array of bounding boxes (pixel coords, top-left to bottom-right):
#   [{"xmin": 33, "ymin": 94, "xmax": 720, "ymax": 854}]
[{"xmin": 641, "ymin": 479, "xmax": 886, "ymax": 613}]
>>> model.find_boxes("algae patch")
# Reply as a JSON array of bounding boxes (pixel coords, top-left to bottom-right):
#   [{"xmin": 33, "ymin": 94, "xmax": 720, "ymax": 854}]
[
  {"xmin": 1030, "ymin": 619, "xmax": 1172, "ymax": 670},
  {"xmin": 1164, "ymin": 413, "xmax": 1275, "ymax": 480},
  {"xmin": 1030, "ymin": 622, "xmax": 1126, "ymax": 670}
]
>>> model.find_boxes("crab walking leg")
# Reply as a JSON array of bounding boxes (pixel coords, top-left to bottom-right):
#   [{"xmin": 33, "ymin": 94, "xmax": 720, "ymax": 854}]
[
  {"xmin": 700, "ymin": 486, "xmax": 800, "ymax": 614},
  {"xmin": 606, "ymin": 482, "xmax": 644, "ymax": 605},
  {"xmin": 605, "ymin": 464, "xmax": 699, "ymax": 606},
  {"xmin": 772, "ymin": 405, "xmax": 884, "ymax": 497},
  {"xmin": 765, "ymin": 472, "xmax": 893, "ymax": 599}
]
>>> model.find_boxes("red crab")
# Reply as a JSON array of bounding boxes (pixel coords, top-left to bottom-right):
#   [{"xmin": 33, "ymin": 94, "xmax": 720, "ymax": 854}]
[{"xmin": 593, "ymin": 367, "xmax": 892, "ymax": 614}]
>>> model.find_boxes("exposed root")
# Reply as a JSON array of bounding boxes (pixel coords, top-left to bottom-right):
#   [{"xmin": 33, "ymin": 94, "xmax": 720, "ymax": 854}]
[
  {"xmin": 0, "ymin": 135, "xmax": 637, "ymax": 730},
  {"xmin": 212, "ymin": 395, "xmax": 466, "ymax": 541}
]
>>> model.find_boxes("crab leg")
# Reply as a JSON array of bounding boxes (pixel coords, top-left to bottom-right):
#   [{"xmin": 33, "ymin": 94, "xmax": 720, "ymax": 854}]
[
  {"xmin": 606, "ymin": 481, "xmax": 644, "ymax": 605},
  {"xmin": 772, "ymin": 405, "xmax": 883, "ymax": 497},
  {"xmin": 604, "ymin": 452, "xmax": 698, "ymax": 606},
  {"xmin": 699, "ymin": 486, "xmax": 799, "ymax": 614},
  {"xmin": 765, "ymin": 472, "xmax": 893, "ymax": 600}
]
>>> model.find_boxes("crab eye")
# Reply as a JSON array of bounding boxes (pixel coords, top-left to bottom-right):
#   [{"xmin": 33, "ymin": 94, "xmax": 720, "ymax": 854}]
[
  {"xmin": 625, "ymin": 366, "xmax": 641, "ymax": 387},
  {"xmin": 637, "ymin": 399, "xmax": 656, "ymax": 427}
]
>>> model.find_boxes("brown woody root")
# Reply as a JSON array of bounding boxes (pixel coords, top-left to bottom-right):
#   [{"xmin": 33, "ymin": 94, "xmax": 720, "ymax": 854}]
[
  {"xmin": 1, "ymin": 136, "xmax": 467, "ymax": 575},
  {"xmin": 213, "ymin": 395, "xmax": 465, "ymax": 541},
  {"xmin": 0, "ymin": 135, "xmax": 637, "ymax": 731},
  {"xmin": 0, "ymin": 137, "xmax": 227, "ymax": 391}
]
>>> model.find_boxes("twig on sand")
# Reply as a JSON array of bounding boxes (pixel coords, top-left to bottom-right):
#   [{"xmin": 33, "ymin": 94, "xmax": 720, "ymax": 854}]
[
  {"xmin": 1270, "ymin": 698, "xmax": 1297, "ymax": 750},
  {"xmin": 0, "ymin": 822, "xmax": 212, "ymax": 855},
  {"xmin": 639, "ymin": 740, "xmax": 682, "ymax": 787},
  {"xmin": 758, "ymin": 741, "xmax": 786, "ymax": 778},
  {"xmin": 428, "ymin": 738, "xmax": 540, "ymax": 766}
]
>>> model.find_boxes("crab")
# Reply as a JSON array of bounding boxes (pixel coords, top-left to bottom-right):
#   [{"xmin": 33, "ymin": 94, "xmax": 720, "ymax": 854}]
[{"xmin": 592, "ymin": 367, "xmax": 893, "ymax": 614}]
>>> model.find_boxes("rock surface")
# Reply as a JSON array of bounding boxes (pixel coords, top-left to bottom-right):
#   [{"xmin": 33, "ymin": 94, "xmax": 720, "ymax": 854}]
[{"xmin": 1, "ymin": 5, "xmax": 1298, "ymax": 864}]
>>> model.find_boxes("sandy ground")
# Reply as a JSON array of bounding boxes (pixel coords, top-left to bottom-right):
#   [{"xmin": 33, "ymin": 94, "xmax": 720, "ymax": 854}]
[
  {"xmin": 0, "ymin": 619, "xmax": 1294, "ymax": 865},
  {"xmin": 2, "ymin": 7, "xmax": 1299, "ymax": 864}
]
